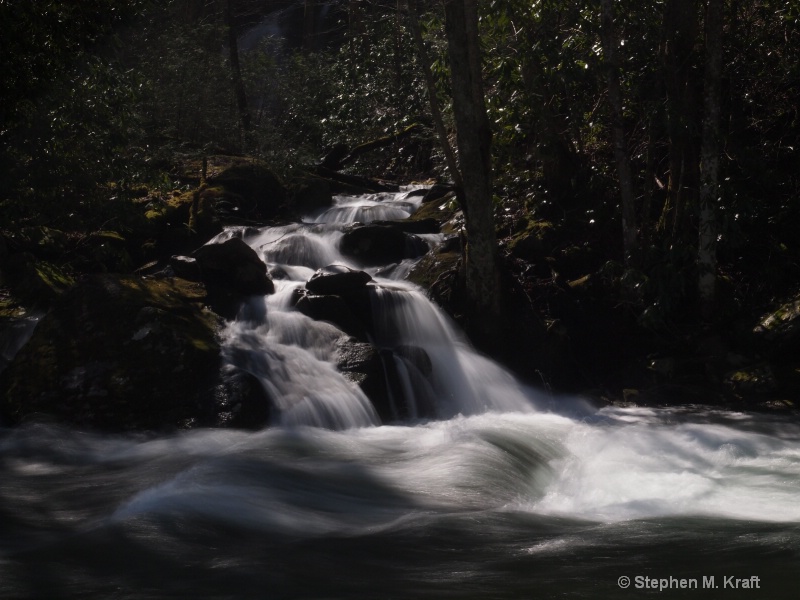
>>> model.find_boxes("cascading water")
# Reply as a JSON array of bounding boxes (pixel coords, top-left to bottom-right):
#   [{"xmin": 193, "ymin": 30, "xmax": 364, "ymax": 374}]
[
  {"xmin": 218, "ymin": 188, "xmax": 535, "ymax": 427},
  {"xmin": 1, "ymin": 189, "xmax": 799, "ymax": 599}
]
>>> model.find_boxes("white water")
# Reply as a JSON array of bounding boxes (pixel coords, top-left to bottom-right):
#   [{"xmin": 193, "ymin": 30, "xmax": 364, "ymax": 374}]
[
  {"xmin": 217, "ymin": 188, "xmax": 532, "ymax": 427},
  {"xmin": 1, "ymin": 189, "xmax": 799, "ymax": 598}
]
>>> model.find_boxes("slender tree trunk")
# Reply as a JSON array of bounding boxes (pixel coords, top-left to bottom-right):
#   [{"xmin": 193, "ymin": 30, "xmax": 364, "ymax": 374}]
[
  {"xmin": 303, "ymin": 0, "xmax": 318, "ymax": 52},
  {"xmin": 443, "ymin": 0, "xmax": 501, "ymax": 331},
  {"xmin": 225, "ymin": 0, "xmax": 250, "ymax": 135},
  {"xmin": 406, "ymin": 0, "xmax": 463, "ymax": 189},
  {"xmin": 659, "ymin": 0, "xmax": 700, "ymax": 238},
  {"xmin": 600, "ymin": 0, "xmax": 637, "ymax": 267},
  {"xmin": 698, "ymin": 0, "xmax": 723, "ymax": 318}
]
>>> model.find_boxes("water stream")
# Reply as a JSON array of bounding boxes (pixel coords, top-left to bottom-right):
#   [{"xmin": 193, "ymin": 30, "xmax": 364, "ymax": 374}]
[{"xmin": 1, "ymin": 189, "xmax": 798, "ymax": 598}]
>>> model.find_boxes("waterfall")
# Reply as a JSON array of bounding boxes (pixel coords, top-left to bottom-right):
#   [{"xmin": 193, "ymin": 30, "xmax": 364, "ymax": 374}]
[{"xmin": 219, "ymin": 188, "xmax": 536, "ymax": 428}]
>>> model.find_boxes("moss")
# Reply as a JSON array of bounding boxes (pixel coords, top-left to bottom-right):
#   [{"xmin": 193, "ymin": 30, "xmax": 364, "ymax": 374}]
[
  {"xmin": 33, "ymin": 261, "xmax": 75, "ymax": 294},
  {"xmin": 506, "ymin": 218, "xmax": 555, "ymax": 261},
  {"xmin": 0, "ymin": 274, "xmax": 222, "ymax": 432},
  {"xmin": 410, "ymin": 194, "xmax": 458, "ymax": 223},
  {"xmin": 407, "ymin": 250, "xmax": 461, "ymax": 291}
]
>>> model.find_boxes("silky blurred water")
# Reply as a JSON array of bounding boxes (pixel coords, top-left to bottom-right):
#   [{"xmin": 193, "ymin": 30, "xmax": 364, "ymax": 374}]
[
  {"xmin": 1, "ymin": 408, "xmax": 799, "ymax": 599},
  {"xmin": 1, "ymin": 190, "xmax": 798, "ymax": 598}
]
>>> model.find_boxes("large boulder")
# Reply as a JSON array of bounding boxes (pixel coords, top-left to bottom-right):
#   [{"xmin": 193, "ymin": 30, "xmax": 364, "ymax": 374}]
[
  {"xmin": 335, "ymin": 337, "xmax": 435, "ymax": 423},
  {"xmin": 0, "ymin": 275, "xmax": 223, "ymax": 432},
  {"xmin": 193, "ymin": 237, "xmax": 274, "ymax": 296},
  {"xmin": 208, "ymin": 163, "xmax": 288, "ymax": 220},
  {"xmin": 339, "ymin": 225, "xmax": 429, "ymax": 266},
  {"xmin": 287, "ymin": 174, "xmax": 334, "ymax": 217},
  {"xmin": 305, "ymin": 265, "xmax": 372, "ymax": 295},
  {"xmin": 295, "ymin": 292, "xmax": 371, "ymax": 341}
]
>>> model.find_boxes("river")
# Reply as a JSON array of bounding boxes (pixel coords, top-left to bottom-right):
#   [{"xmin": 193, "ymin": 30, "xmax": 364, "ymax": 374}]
[{"xmin": 1, "ymin": 189, "xmax": 798, "ymax": 598}]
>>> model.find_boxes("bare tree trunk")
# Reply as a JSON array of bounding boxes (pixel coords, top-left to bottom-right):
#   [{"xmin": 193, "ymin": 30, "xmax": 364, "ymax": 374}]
[
  {"xmin": 225, "ymin": 0, "xmax": 250, "ymax": 136},
  {"xmin": 600, "ymin": 0, "xmax": 637, "ymax": 267},
  {"xmin": 659, "ymin": 0, "xmax": 700, "ymax": 238},
  {"xmin": 303, "ymin": 0, "xmax": 318, "ymax": 52},
  {"xmin": 406, "ymin": 0, "xmax": 463, "ymax": 189},
  {"xmin": 698, "ymin": 0, "xmax": 723, "ymax": 318},
  {"xmin": 443, "ymin": 0, "xmax": 501, "ymax": 331}
]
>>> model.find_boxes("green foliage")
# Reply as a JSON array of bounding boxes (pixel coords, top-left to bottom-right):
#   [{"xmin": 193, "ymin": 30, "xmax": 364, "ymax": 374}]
[{"xmin": 319, "ymin": 7, "xmax": 430, "ymax": 173}]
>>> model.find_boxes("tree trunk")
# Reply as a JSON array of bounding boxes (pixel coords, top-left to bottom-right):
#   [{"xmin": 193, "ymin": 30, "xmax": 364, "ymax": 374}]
[
  {"xmin": 600, "ymin": 0, "xmax": 637, "ymax": 267},
  {"xmin": 225, "ymin": 0, "xmax": 250, "ymax": 135},
  {"xmin": 443, "ymin": 0, "xmax": 501, "ymax": 332},
  {"xmin": 698, "ymin": 0, "xmax": 723, "ymax": 319},
  {"xmin": 406, "ymin": 0, "xmax": 463, "ymax": 189},
  {"xmin": 303, "ymin": 0, "xmax": 318, "ymax": 52},
  {"xmin": 659, "ymin": 0, "xmax": 700, "ymax": 238}
]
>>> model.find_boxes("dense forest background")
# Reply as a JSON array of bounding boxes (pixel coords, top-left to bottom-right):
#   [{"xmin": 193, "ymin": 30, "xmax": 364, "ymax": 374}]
[{"xmin": 1, "ymin": 0, "xmax": 798, "ymax": 403}]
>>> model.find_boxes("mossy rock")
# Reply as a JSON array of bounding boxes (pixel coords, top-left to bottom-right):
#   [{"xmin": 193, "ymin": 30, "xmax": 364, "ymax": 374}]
[
  {"xmin": 506, "ymin": 218, "xmax": 555, "ymax": 262},
  {"xmin": 409, "ymin": 193, "xmax": 459, "ymax": 227},
  {"xmin": 209, "ymin": 163, "xmax": 287, "ymax": 220},
  {"xmin": 406, "ymin": 249, "xmax": 462, "ymax": 293},
  {"xmin": 753, "ymin": 295, "xmax": 800, "ymax": 348},
  {"xmin": 3, "ymin": 254, "xmax": 75, "ymax": 307},
  {"xmin": 0, "ymin": 274, "xmax": 224, "ymax": 432}
]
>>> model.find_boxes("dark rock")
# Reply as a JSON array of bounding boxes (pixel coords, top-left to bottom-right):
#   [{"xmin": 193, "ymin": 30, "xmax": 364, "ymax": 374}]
[
  {"xmin": 295, "ymin": 292, "xmax": 369, "ymax": 340},
  {"xmin": 0, "ymin": 275, "xmax": 221, "ymax": 432},
  {"xmin": 169, "ymin": 255, "xmax": 202, "ymax": 281},
  {"xmin": 724, "ymin": 365, "xmax": 779, "ymax": 396},
  {"xmin": 334, "ymin": 336, "xmax": 437, "ymax": 423},
  {"xmin": 288, "ymin": 175, "xmax": 333, "ymax": 217},
  {"xmin": 213, "ymin": 366, "xmax": 272, "ymax": 429},
  {"xmin": 339, "ymin": 225, "xmax": 429, "ymax": 266},
  {"xmin": 506, "ymin": 219, "xmax": 555, "ymax": 262},
  {"xmin": 753, "ymin": 295, "xmax": 800, "ymax": 349},
  {"xmin": 306, "ymin": 265, "xmax": 373, "ymax": 295},
  {"xmin": 3, "ymin": 254, "xmax": 75, "ymax": 307},
  {"xmin": 335, "ymin": 337, "xmax": 391, "ymax": 421},
  {"xmin": 209, "ymin": 163, "xmax": 287, "ymax": 220},
  {"xmin": 193, "ymin": 237, "xmax": 274, "ymax": 296},
  {"xmin": 423, "ymin": 184, "xmax": 456, "ymax": 203},
  {"xmin": 439, "ymin": 236, "xmax": 461, "ymax": 253},
  {"xmin": 371, "ymin": 218, "xmax": 440, "ymax": 234},
  {"xmin": 394, "ymin": 344, "xmax": 433, "ymax": 377}
]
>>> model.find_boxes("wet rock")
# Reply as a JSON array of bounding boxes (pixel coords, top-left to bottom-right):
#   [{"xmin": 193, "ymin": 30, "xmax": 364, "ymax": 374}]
[
  {"xmin": 394, "ymin": 344, "xmax": 433, "ymax": 377},
  {"xmin": 169, "ymin": 255, "xmax": 202, "ymax": 281},
  {"xmin": 334, "ymin": 336, "xmax": 437, "ymax": 423},
  {"xmin": 295, "ymin": 292, "xmax": 370, "ymax": 341},
  {"xmin": 371, "ymin": 218, "xmax": 440, "ymax": 234},
  {"xmin": 305, "ymin": 265, "xmax": 372, "ymax": 295},
  {"xmin": 335, "ymin": 337, "xmax": 394, "ymax": 423},
  {"xmin": 0, "ymin": 275, "xmax": 222, "ymax": 432},
  {"xmin": 339, "ymin": 225, "xmax": 429, "ymax": 266},
  {"xmin": 193, "ymin": 237, "xmax": 274, "ymax": 296},
  {"xmin": 212, "ymin": 365, "xmax": 272, "ymax": 430}
]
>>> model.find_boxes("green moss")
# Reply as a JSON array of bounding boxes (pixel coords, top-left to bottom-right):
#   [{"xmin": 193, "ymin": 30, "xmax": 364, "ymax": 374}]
[
  {"xmin": 0, "ymin": 274, "xmax": 221, "ymax": 432},
  {"xmin": 506, "ymin": 218, "xmax": 555, "ymax": 261},
  {"xmin": 407, "ymin": 250, "xmax": 461, "ymax": 291},
  {"xmin": 33, "ymin": 261, "xmax": 75, "ymax": 294},
  {"xmin": 410, "ymin": 194, "xmax": 458, "ymax": 224}
]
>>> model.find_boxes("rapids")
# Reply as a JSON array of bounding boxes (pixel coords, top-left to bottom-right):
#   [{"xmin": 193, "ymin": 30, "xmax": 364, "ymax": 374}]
[{"xmin": 1, "ymin": 189, "xmax": 798, "ymax": 598}]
